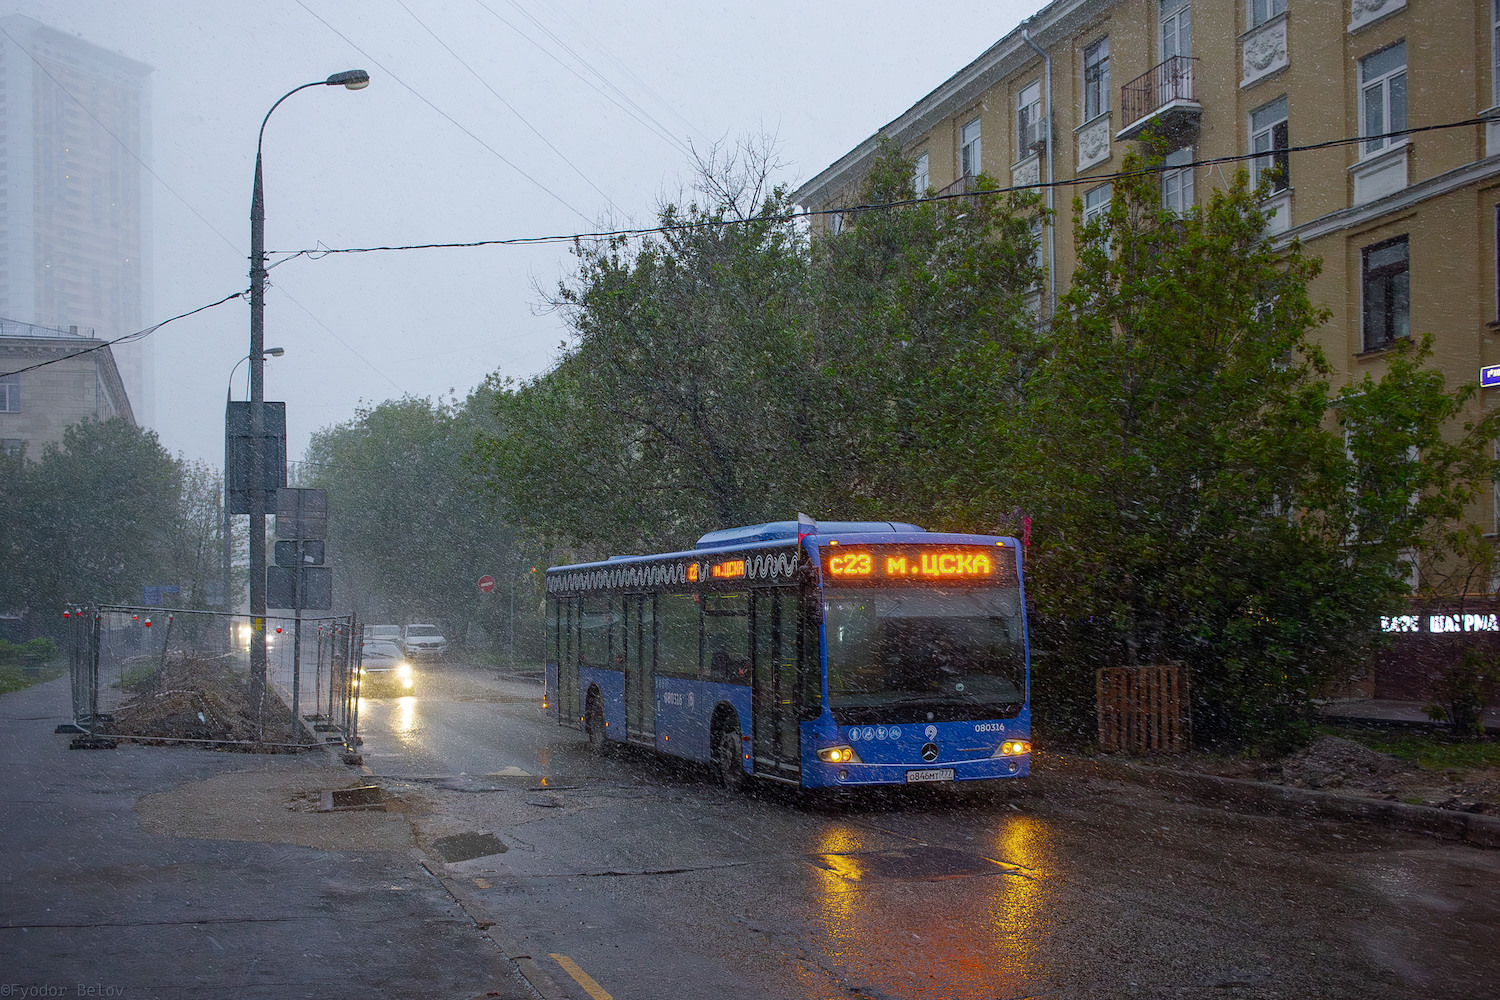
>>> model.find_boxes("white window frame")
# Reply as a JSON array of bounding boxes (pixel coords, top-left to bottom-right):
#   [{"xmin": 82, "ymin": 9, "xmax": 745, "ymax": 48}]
[
  {"xmin": 1017, "ymin": 82, "xmax": 1043, "ymax": 155},
  {"xmin": 0, "ymin": 374, "xmax": 18, "ymax": 413},
  {"xmin": 1250, "ymin": 0, "xmax": 1285, "ymax": 29},
  {"xmin": 1250, "ymin": 96, "xmax": 1289, "ymax": 193},
  {"xmin": 1360, "ymin": 234, "xmax": 1410, "ymax": 352},
  {"xmin": 1083, "ymin": 37, "xmax": 1110, "ymax": 122},
  {"xmin": 960, "ymin": 117, "xmax": 982, "ymax": 178},
  {"xmin": 913, "ymin": 152, "xmax": 930, "ymax": 195},
  {"xmin": 1161, "ymin": 0, "xmax": 1191, "ymax": 61},
  {"xmin": 1359, "ymin": 41, "xmax": 1407, "ymax": 157},
  {"xmin": 1161, "ymin": 146, "xmax": 1194, "ymax": 215},
  {"xmin": 1083, "ymin": 183, "xmax": 1112, "ymax": 227}
]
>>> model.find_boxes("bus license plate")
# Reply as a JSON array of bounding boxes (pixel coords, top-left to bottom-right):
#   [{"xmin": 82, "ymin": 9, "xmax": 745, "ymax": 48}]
[{"xmin": 905, "ymin": 768, "xmax": 955, "ymax": 783}]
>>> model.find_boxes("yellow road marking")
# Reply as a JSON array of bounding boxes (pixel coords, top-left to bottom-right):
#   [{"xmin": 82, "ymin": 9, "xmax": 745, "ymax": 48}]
[
  {"xmin": 473, "ymin": 877, "xmax": 492, "ymax": 888},
  {"xmin": 549, "ymin": 953, "xmax": 612, "ymax": 1000}
]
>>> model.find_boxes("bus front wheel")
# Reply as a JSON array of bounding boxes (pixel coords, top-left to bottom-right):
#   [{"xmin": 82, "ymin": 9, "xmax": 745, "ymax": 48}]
[{"xmin": 714, "ymin": 721, "xmax": 746, "ymax": 791}]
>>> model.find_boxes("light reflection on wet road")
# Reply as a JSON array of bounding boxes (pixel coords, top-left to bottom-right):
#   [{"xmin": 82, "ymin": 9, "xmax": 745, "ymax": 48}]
[{"xmin": 356, "ymin": 664, "xmax": 1500, "ymax": 999}]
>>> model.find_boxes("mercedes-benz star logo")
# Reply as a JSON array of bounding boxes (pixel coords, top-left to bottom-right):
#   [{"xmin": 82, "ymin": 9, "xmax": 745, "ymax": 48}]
[{"xmin": 921, "ymin": 742, "xmax": 940, "ymax": 762}]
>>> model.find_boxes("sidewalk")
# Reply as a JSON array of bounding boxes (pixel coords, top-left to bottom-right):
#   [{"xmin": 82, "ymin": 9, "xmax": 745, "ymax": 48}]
[
  {"xmin": 1316, "ymin": 696, "xmax": 1500, "ymax": 733},
  {"xmin": 0, "ymin": 676, "xmax": 532, "ymax": 1000}
]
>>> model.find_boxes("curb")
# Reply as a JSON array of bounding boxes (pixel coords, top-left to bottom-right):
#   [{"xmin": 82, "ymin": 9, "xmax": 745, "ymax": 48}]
[
  {"xmin": 1066, "ymin": 755, "xmax": 1500, "ymax": 849},
  {"xmin": 414, "ymin": 850, "xmax": 569, "ymax": 1000}
]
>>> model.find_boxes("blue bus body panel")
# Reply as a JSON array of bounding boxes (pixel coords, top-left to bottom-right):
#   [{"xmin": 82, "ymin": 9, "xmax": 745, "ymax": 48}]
[
  {"xmin": 579, "ymin": 666, "xmax": 627, "ymax": 742},
  {"xmin": 654, "ymin": 674, "xmax": 706, "ymax": 758},
  {"xmin": 798, "ymin": 708, "xmax": 1032, "ymax": 788}
]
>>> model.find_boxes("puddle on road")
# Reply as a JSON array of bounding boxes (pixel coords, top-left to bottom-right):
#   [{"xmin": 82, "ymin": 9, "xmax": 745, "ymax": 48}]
[
  {"xmin": 431, "ymin": 831, "xmax": 508, "ymax": 862},
  {"xmin": 806, "ymin": 845, "xmax": 1021, "ymax": 882}
]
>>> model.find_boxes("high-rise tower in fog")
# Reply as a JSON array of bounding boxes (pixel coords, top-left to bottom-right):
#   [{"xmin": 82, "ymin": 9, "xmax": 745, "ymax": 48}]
[{"xmin": 0, "ymin": 15, "xmax": 152, "ymax": 426}]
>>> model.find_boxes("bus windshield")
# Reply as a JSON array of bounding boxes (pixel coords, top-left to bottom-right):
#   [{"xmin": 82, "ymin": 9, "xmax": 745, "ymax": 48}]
[{"xmin": 823, "ymin": 587, "xmax": 1025, "ymax": 724}]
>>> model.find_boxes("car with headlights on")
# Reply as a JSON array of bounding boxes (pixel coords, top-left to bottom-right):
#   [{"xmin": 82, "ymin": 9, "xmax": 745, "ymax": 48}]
[{"xmin": 357, "ymin": 639, "xmax": 415, "ymax": 695}]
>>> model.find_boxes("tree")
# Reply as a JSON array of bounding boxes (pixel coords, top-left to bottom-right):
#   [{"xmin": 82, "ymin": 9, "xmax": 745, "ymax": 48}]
[
  {"xmin": 303, "ymin": 389, "xmax": 550, "ymax": 659},
  {"xmin": 477, "ymin": 138, "xmax": 1041, "ymax": 553},
  {"xmin": 1, "ymin": 418, "xmax": 183, "ymax": 633},
  {"xmin": 1009, "ymin": 153, "xmax": 1500, "ymax": 744}
]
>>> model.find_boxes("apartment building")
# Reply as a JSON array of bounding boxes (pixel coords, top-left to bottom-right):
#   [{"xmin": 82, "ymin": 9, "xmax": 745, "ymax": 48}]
[
  {"xmin": 798, "ymin": 0, "xmax": 1498, "ymax": 416},
  {"xmin": 0, "ymin": 15, "xmax": 154, "ymax": 427},
  {"xmin": 0, "ymin": 317, "xmax": 135, "ymax": 457}
]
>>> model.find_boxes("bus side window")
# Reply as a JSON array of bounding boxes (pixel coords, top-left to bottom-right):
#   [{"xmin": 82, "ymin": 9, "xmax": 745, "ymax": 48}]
[
  {"xmin": 580, "ymin": 596, "xmax": 612, "ymax": 669},
  {"xmin": 703, "ymin": 593, "xmax": 750, "ymax": 684},
  {"xmin": 657, "ymin": 592, "xmax": 700, "ymax": 677},
  {"xmin": 800, "ymin": 591, "xmax": 822, "ymax": 720}
]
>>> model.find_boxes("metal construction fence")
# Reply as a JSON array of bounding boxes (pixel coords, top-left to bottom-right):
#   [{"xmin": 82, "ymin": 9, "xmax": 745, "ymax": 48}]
[{"xmin": 67, "ymin": 605, "xmax": 362, "ymax": 751}]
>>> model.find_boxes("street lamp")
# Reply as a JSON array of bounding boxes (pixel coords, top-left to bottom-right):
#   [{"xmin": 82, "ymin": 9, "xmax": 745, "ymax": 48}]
[
  {"xmin": 247, "ymin": 70, "xmax": 368, "ymax": 686},
  {"xmin": 222, "ymin": 348, "xmax": 283, "ymax": 627}
]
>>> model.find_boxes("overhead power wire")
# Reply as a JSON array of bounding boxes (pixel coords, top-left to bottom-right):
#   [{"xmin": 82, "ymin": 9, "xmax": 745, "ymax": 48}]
[
  {"xmin": 275, "ymin": 115, "xmax": 1494, "ymax": 262},
  {"xmin": 295, "ymin": 0, "xmax": 596, "ymax": 226},
  {"xmin": 498, "ymin": 0, "xmax": 698, "ymax": 153},
  {"xmin": 472, "ymin": 0, "xmax": 693, "ymax": 159},
  {"xmin": 0, "ymin": 291, "xmax": 246, "ymax": 379},
  {"xmin": 528, "ymin": 0, "xmax": 708, "ymax": 143},
  {"xmin": 393, "ymin": 0, "xmax": 623, "ymax": 215}
]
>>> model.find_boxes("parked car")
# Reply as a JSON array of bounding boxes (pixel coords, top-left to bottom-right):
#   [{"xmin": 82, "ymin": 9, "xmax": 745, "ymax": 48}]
[
  {"xmin": 357, "ymin": 639, "xmax": 415, "ymax": 694},
  {"xmin": 402, "ymin": 623, "xmax": 448, "ymax": 661}
]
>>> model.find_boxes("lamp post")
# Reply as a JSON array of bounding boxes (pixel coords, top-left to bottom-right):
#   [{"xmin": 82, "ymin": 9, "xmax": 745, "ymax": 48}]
[
  {"xmin": 247, "ymin": 70, "xmax": 368, "ymax": 686},
  {"xmin": 222, "ymin": 348, "xmax": 283, "ymax": 630}
]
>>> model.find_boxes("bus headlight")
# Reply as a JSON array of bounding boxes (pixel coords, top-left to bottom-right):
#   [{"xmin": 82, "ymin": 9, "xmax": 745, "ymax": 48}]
[
  {"xmin": 993, "ymin": 740, "xmax": 1031, "ymax": 757},
  {"xmin": 396, "ymin": 663, "xmax": 413, "ymax": 679},
  {"xmin": 817, "ymin": 745, "xmax": 860, "ymax": 764}
]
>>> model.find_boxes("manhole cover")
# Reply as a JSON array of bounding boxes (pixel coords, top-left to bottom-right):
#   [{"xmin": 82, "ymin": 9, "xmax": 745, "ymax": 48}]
[
  {"xmin": 806, "ymin": 845, "xmax": 1013, "ymax": 882},
  {"xmin": 432, "ymin": 832, "xmax": 507, "ymax": 863}
]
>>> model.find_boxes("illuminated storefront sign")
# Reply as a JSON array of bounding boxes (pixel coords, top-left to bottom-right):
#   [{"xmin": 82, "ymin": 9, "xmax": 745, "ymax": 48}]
[{"xmin": 1380, "ymin": 612, "xmax": 1500, "ymax": 634}]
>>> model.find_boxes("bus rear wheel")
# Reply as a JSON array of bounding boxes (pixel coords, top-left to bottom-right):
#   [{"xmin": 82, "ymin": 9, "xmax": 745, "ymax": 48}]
[
  {"xmin": 714, "ymin": 721, "xmax": 746, "ymax": 791},
  {"xmin": 585, "ymin": 693, "xmax": 607, "ymax": 753}
]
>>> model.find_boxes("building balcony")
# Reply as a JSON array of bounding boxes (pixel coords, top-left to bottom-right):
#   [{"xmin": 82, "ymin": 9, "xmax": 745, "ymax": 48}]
[{"xmin": 1116, "ymin": 56, "xmax": 1202, "ymax": 146}]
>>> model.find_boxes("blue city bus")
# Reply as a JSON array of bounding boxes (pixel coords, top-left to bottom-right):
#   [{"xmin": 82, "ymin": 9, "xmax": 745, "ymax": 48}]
[{"xmin": 543, "ymin": 518, "xmax": 1031, "ymax": 789}]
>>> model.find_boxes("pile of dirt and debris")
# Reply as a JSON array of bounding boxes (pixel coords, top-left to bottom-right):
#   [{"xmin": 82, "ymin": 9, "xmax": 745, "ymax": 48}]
[
  {"xmin": 1277, "ymin": 735, "xmax": 1402, "ymax": 790},
  {"xmin": 1118, "ymin": 734, "xmax": 1500, "ymax": 816},
  {"xmin": 105, "ymin": 655, "xmax": 316, "ymax": 752}
]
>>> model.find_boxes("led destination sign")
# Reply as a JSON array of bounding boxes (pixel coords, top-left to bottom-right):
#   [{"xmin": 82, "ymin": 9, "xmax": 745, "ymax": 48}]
[{"xmin": 822, "ymin": 544, "xmax": 1015, "ymax": 586}]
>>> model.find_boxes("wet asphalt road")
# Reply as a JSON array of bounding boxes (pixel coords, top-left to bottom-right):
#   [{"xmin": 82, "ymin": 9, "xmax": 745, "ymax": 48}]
[{"xmin": 355, "ymin": 663, "xmax": 1500, "ymax": 1000}]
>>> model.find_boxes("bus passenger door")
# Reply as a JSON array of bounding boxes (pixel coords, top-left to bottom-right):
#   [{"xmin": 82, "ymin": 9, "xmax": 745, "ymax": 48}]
[
  {"xmin": 752, "ymin": 588, "xmax": 801, "ymax": 778},
  {"xmin": 623, "ymin": 594, "xmax": 655, "ymax": 742},
  {"xmin": 558, "ymin": 596, "xmax": 579, "ymax": 725}
]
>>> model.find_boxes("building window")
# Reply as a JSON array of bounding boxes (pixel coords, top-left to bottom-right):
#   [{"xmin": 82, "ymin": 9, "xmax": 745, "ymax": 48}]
[
  {"xmin": 1083, "ymin": 183, "xmax": 1112, "ymax": 227},
  {"xmin": 827, "ymin": 211, "xmax": 844, "ymax": 236},
  {"xmin": 1083, "ymin": 38, "xmax": 1110, "ymax": 122},
  {"xmin": 1161, "ymin": 0, "xmax": 1191, "ymax": 60},
  {"xmin": 1250, "ymin": 96, "xmax": 1289, "ymax": 192},
  {"xmin": 1362, "ymin": 235, "xmax": 1409, "ymax": 352},
  {"xmin": 960, "ymin": 117, "xmax": 982, "ymax": 178},
  {"xmin": 1360, "ymin": 41, "xmax": 1407, "ymax": 156},
  {"xmin": 1, "ymin": 439, "xmax": 21, "ymax": 457},
  {"xmin": 1161, "ymin": 146, "xmax": 1194, "ymax": 215},
  {"xmin": 1017, "ymin": 82, "xmax": 1043, "ymax": 155},
  {"xmin": 1493, "ymin": 0, "xmax": 1499, "ymax": 107},
  {"xmin": 1251, "ymin": 0, "xmax": 1286, "ymax": 28},
  {"xmin": 913, "ymin": 152, "xmax": 930, "ymax": 195},
  {"xmin": 0, "ymin": 373, "xmax": 18, "ymax": 413}
]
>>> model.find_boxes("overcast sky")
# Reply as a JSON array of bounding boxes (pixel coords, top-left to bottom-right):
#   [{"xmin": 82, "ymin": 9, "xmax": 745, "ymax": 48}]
[{"xmin": 15, "ymin": 0, "xmax": 1036, "ymax": 467}]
